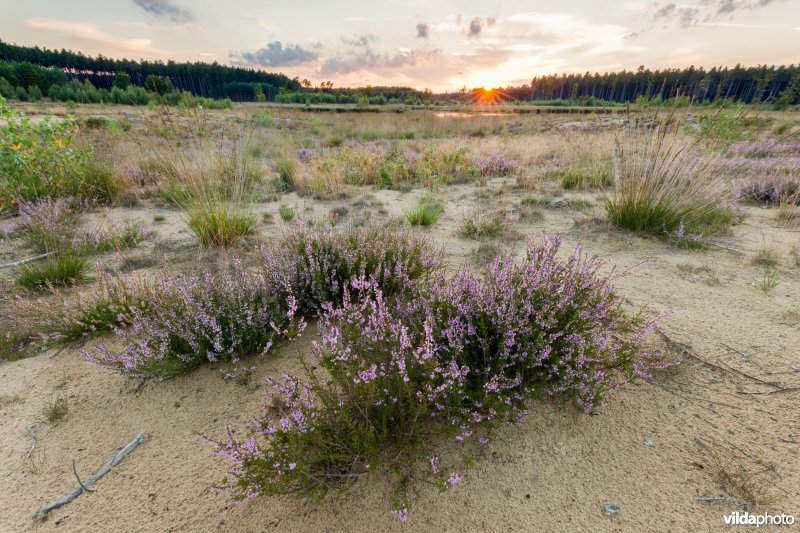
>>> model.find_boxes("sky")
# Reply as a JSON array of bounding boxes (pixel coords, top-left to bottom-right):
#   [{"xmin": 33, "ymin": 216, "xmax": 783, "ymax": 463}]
[{"xmin": 1, "ymin": 0, "xmax": 799, "ymax": 91}]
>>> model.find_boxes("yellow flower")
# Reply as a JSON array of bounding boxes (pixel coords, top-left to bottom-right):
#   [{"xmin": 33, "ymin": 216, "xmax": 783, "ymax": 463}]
[{"xmin": 11, "ymin": 143, "xmax": 21, "ymax": 150}]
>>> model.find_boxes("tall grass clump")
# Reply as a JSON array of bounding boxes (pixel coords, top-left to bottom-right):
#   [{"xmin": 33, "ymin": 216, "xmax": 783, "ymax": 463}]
[
  {"xmin": 164, "ymin": 145, "xmax": 258, "ymax": 247},
  {"xmin": 82, "ymin": 224, "xmax": 440, "ymax": 378},
  {"xmin": 209, "ymin": 233, "xmax": 671, "ymax": 512},
  {"xmin": 404, "ymin": 197, "xmax": 443, "ymax": 227},
  {"xmin": 606, "ymin": 114, "xmax": 738, "ymax": 241},
  {"xmin": 16, "ymin": 253, "xmax": 88, "ymax": 290}
]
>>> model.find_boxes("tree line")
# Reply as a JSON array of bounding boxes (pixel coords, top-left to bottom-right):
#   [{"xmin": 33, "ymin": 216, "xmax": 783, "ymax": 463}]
[
  {"xmin": 497, "ymin": 65, "xmax": 799, "ymax": 107},
  {"xmin": 0, "ymin": 39, "xmax": 300, "ymax": 101}
]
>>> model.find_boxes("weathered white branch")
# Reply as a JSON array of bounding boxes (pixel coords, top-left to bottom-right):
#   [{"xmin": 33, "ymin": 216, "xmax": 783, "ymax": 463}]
[
  {"xmin": 35, "ymin": 432, "xmax": 149, "ymax": 520},
  {"xmin": 0, "ymin": 252, "xmax": 54, "ymax": 270},
  {"xmin": 25, "ymin": 427, "xmax": 36, "ymax": 460}
]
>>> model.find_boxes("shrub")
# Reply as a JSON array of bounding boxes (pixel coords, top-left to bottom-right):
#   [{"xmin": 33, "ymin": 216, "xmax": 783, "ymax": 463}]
[
  {"xmin": 0, "ymin": 98, "xmax": 119, "ymax": 212},
  {"xmin": 13, "ymin": 197, "xmax": 150, "ymax": 254},
  {"xmin": 15, "ymin": 253, "xmax": 88, "ymax": 290},
  {"xmin": 606, "ymin": 120, "xmax": 739, "ymax": 239},
  {"xmin": 209, "ymin": 233, "xmax": 670, "ymax": 508},
  {"xmin": 83, "ymin": 260, "xmax": 304, "ymax": 378},
  {"xmin": 735, "ymin": 173, "xmax": 800, "ymax": 205},
  {"xmin": 476, "ymin": 152, "xmax": 519, "ymax": 176},
  {"xmin": 45, "ymin": 271, "xmax": 166, "ymax": 341},
  {"xmin": 83, "ymin": 224, "xmax": 440, "ymax": 377},
  {"xmin": 456, "ymin": 210, "xmax": 515, "ymax": 240}
]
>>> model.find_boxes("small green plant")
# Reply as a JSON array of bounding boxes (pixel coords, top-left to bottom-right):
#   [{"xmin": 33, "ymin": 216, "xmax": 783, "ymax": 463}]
[
  {"xmin": 456, "ymin": 210, "xmax": 516, "ymax": 240},
  {"xmin": 279, "ymin": 205, "xmax": 296, "ymax": 221},
  {"xmin": 555, "ymin": 165, "xmax": 613, "ymax": 190},
  {"xmin": 153, "ymin": 214, "xmax": 166, "ymax": 223},
  {"xmin": 404, "ymin": 198, "xmax": 443, "ymax": 227},
  {"xmin": 755, "ymin": 267, "xmax": 780, "ymax": 293},
  {"xmin": 15, "ymin": 253, "xmax": 88, "ymax": 290},
  {"xmin": 43, "ymin": 392, "xmax": 68, "ymax": 423}
]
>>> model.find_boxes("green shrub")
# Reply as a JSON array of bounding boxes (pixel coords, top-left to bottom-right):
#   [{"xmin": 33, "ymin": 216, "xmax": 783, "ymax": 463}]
[{"xmin": 0, "ymin": 98, "xmax": 119, "ymax": 212}]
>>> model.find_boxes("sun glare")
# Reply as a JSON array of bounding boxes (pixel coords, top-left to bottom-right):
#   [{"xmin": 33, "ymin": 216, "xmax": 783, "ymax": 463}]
[{"xmin": 468, "ymin": 86, "xmax": 512, "ymax": 107}]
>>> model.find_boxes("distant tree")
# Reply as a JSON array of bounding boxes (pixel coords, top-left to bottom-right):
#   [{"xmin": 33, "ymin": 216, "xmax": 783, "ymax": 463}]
[
  {"xmin": 14, "ymin": 85, "xmax": 28, "ymax": 101},
  {"xmin": 773, "ymin": 86, "xmax": 796, "ymax": 111},
  {"xmin": 113, "ymin": 71, "xmax": 131, "ymax": 90},
  {"xmin": 27, "ymin": 85, "xmax": 43, "ymax": 101}
]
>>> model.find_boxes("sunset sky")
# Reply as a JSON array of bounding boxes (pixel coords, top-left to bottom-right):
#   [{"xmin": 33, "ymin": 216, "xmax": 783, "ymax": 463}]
[{"xmin": 2, "ymin": 0, "xmax": 798, "ymax": 90}]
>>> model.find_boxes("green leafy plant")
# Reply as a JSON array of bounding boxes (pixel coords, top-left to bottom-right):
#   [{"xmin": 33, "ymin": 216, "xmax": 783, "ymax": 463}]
[
  {"xmin": 0, "ymin": 97, "xmax": 119, "ymax": 213},
  {"xmin": 755, "ymin": 267, "xmax": 780, "ymax": 293}
]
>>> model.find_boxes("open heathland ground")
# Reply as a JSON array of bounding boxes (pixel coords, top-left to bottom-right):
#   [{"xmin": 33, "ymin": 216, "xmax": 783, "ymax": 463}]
[{"xmin": 1, "ymin": 102, "xmax": 799, "ymax": 532}]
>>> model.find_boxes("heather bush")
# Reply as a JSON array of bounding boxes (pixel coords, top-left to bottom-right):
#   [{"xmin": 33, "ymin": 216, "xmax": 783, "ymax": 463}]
[
  {"xmin": 84, "ymin": 259, "xmax": 305, "ymax": 378},
  {"xmin": 12, "ymin": 198, "xmax": 150, "ymax": 254},
  {"xmin": 456, "ymin": 209, "xmax": 516, "ymax": 240},
  {"xmin": 82, "ymin": 224, "xmax": 440, "ymax": 377},
  {"xmin": 257, "ymin": 223, "xmax": 440, "ymax": 314},
  {"xmin": 476, "ymin": 151, "xmax": 519, "ymax": 177},
  {"xmin": 735, "ymin": 173, "xmax": 800, "ymax": 205},
  {"xmin": 46, "ymin": 271, "xmax": 168, "ymax": 341},
  {"xmin": 210, "ymin": 233, "xmax": 670, "ymax": 511}
]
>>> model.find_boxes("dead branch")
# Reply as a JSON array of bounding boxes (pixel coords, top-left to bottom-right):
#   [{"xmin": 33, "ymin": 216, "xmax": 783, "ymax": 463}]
[
  {"xmin": 35, "ymin": 432, "xmax": 149, "ymax": 520},
  {"xmin": 72, "ymin": 459, "xmax": 95, "ymax": 493},
  {"xmin": 0, "ymin": 252, "xmax": 55, "ymax": 270},
  {"xmin": 25, "ymin": 427, "xmax": 36, "ymax": 460}
]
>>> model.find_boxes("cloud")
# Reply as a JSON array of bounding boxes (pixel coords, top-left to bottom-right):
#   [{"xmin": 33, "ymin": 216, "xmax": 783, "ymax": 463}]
[
  {"xmin": 25, "ymin": 18, "xmax": 163, "ymax": 56},
  {"xmin": 133, "ymin": 0, "xmax": 194, "ymax": 24},
  {"xmin": 319, "ymin": 48, "xmax": 439, "ymax": 76},
  {"xmin": 342, "ymin": 34, "xmax": 379, "ymax": 47},
  {"xmin": 231, "ymin": 41, "xmax": 318, "ymax": 67},
  {"xmin": 468, "ymin": 17, "xmax": 483, "ymax": 37},
  {"xmin": 416, "ymin": 22, "xmax": 430, "ymax": 38},
  {"xmin": 650, "ymin": 0, "xmax": 784, "ymax": 27}
]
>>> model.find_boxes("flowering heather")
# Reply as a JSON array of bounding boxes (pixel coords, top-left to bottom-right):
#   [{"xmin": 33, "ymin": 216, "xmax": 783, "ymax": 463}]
[
  {"xmin": 735, "ymin": 172, "xmax": 800, "ymax": 205},
  {"xmin": 728, "ymin": 139, "xmax": 800, "ymax": 159},
  {"xmin": 83, "ymin": 259, "xmax": 306, "ymax": 378},
  {"xmin": 13, "ymin": 197, "xmax": 150, "ymax": 254},
  {"xmin": 45, "ymin": 271, "xmax": 168, "ymax": 341},
  {"xmin": 210, "ymin": 233, "xmax": 671, "ymax": 510},
  {"xmin": 13, "ymin": 197, "xmax": 81, "ymax": 252},
  {"xmin": 82, "ymin": 224, "xmax": 439, "ymax": 377},
  {"xmin": 294, "ymin": 148, "xmax": 318, "ymax": 161},
  {"xmin": 476, "ymin": 151, "xmax": 519, "ymax": 176},
  {"xmin": 257, "ymin": 222, "xmax": 440, "ymax": 313}
]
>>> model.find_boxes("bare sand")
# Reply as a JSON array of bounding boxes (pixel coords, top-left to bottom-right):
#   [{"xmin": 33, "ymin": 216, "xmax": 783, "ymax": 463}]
[{"xmin": 1, "ymin": 183, "xmax": 798, "ymax": 532}]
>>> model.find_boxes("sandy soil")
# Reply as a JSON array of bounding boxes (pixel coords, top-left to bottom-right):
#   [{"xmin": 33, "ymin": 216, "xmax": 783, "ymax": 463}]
[{"xmin": 1, "ymin": 181, "xmax": 798, "ymax": 532}]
